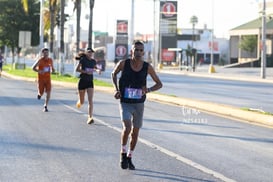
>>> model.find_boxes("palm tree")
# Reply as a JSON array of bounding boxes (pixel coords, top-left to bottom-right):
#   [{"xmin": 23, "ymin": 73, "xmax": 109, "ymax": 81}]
[
  {"xmin": 73, "ymin": 0, "xmax": 95, "ymax": 51},
  {"xmin": 21, "ymin": 0, "xmax": 28, "ymax": 13},
  {"xmin": 54, "ymin": 0, "xmax": 65, "ymax": 75},
  {"xmin": 88, "ymin": 0, "xmax": 95, "ymax": 48},
  {"xmin": 73, "ymin": 0, "xmax": 81, "ymax": 53},
  {"xmin": 60, "ymin": 0, "xmax": 65, "ymax": 54},
  {"xmin": 49, "ymin": 0, "xmax": 58, "ymax": 54}
]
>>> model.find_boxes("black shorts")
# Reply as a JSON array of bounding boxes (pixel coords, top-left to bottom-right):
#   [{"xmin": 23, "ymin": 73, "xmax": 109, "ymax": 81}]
[{"xmin": 78, "ymin": 78, "xmax": 94, "ymax": 90}]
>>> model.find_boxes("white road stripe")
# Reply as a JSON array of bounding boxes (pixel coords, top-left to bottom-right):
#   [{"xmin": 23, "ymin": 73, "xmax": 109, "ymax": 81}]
[{"xmin": 64, "ymin": 104, "xmax": 236, "ymax": 182}]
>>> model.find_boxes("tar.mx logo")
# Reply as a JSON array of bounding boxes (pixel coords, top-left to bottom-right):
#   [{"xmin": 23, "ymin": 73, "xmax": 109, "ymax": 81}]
[{"xmin": 180, "ymin": 106, "xmax": 208, "ymax": 124}]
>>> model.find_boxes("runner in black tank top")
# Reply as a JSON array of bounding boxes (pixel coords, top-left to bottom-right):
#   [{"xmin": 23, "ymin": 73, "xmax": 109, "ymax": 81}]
[{"xmin": 111, "ymin": 40, "xmax": 163, "ymax": 170}]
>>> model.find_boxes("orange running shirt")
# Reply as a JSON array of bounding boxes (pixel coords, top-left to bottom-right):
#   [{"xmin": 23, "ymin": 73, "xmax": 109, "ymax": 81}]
[{"xmin": 37, "ymin": 57, "xmax": 53, "ymax": 80}]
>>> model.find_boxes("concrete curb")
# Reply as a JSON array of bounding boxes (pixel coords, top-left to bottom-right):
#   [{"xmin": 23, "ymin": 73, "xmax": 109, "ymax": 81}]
[
  {"xmin": 159, "ymin": 70, "xmax": 273, "ymax": 84},
  {"xmin": 147, "ymin": 94, "xmax": 273, "ymax": 128}
]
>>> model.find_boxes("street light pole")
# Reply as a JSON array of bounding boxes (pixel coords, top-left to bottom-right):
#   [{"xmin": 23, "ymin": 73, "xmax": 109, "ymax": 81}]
[
  {"xmin": 209, "ymin": 0, "xmax": 215, "ymax": 73},
  {"xmin": 153, "ymin": 0, "xmax": 157, "ymax": 68},
  {"xmin": 190, "ymin": 15, "xmax": 198, "ymax": 72},
  {"xmin": 261, "ymin": 0, "xmax": 266, "ymax": 79},
  {"xmin": 190, "ymin": 16, "xmax": 198, "ymax": 49},
  {"xmin": 130, "ymin": 0, "xmax": 135, "ymax": 44}
]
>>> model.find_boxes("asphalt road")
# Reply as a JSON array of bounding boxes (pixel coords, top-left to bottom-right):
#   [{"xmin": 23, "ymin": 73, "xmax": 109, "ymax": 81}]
[
  {"xmin": 63, "ymin": 60, "xmax": 273, "ymax": 114},
  {"xmin": 7, "ymin": 58, "xmax": 273, "ymax": 113},
  {"xmin": 1, "ymin": 77, "xmax": 273, "ymax": 182}
]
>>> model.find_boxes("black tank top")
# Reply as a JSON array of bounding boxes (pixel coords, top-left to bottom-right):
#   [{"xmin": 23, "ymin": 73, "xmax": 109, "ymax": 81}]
[
  {"xmin": 79, "ymin": 56, "xmax": 96, "ymax": 81},
  {"xmin": 119, "ymin": 59, "xmax": 149, "ymax": 103}
]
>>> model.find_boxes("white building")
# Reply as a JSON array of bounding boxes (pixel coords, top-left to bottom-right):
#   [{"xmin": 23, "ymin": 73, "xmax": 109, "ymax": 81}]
[{"xmin": 177, "ymin": 25, "xmax": 229, "ymax": 65}]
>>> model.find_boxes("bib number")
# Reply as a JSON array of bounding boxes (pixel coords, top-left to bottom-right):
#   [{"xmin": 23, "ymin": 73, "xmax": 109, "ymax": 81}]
[
  {"xmin": 124, "ymin": 88, "xmax": 142, "ymax": 99},
  {"xmin": 85, "ymin": 68, "xmax": 94, "ymax": 73},
  {"xmin": 43, "ymin": 67, "xmax": 50, "ymax": 72}
]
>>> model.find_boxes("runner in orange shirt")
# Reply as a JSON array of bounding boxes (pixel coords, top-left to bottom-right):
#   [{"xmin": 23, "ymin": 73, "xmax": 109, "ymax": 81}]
[{"xmin": 32, "ymin": 48, "xmax": 55, "ymax": 112}]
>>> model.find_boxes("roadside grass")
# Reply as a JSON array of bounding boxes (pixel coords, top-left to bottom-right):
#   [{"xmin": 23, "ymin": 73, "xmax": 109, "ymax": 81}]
[
  {"xmin": 3, "ymin": 64, "xmax": 37, "ymax": 78},
  {"xmin": 2, "ymin": 64, "xmax": 112, "ymax": 87},
  {"xmin": 241, "ymin": 107, "xmax": 273, "ymax": 116}
]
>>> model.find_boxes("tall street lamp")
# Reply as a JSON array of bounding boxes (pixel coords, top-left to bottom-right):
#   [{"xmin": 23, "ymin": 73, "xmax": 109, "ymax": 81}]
[
  {"xmin": 190, "ymin": 15, "xmax": 198, "ymax": 71},
  {"xmin": 261, "ymin": 0, "xmax": 266, "ymax": 79},
  {"xmin": 209, "ymin": 0, "xmax": 216, "ymax": 73},
  {"xmin": 131, "ymin": 0, "xmax": 135, "ymax": 45},
  {"xmin": 190, "ymin": 15, "xmax": 198, "ymax": 48}
]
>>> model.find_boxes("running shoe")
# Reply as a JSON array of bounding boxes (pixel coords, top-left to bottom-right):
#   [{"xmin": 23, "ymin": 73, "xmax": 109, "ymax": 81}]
[
  {"xmin": 43, "ymin": 106, "xmax": 48, "ymax": 112},
  {"xmin": 76, "ymin": 100, "xmax": 81, "ymax": 108},
  {"xmin": 127, "ymin": 157, "xmax": 135, "ymax": 170},
  {"xmin": 37, "ymin": 94, "xmax": 41, "ymax": 100},
  {"xmin": 120, "ymin": 153, "xmax": 128, "ymax": 169},
  {"xmin": 87, "ymin": 117, "xmax": 94, "ymax": 124}
]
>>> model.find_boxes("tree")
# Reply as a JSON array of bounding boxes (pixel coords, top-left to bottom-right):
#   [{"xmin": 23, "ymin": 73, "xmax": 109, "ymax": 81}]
[
  {"xmin": 21, "ymin": 0, "xmax": 29, "ymax": 13},
  {"xmin": 60, "ymin": 0, "xmax": 65, "ymax": 54},
  {"xmin": 73, "ymin": 0, "xmax": 81, "ymax": 53},
  {"xmin": 88, "ymin": 0, "xmax": 95, "ymax": 48},
  {"xmin": 0, "ymin": 0, "xmax": 40, "ymax": 61},
  {"xmin": 72, "ymin": 0, "xmax": 95, "ymax": 51},
  {"xmin": 239, "ymin": 35, "xmax": 257, "ymax": 57},
  {"xmin": 20, "ymin": 0, "xmax": 52, "ymax": 46},
  {"xmin": 49, "ymin": 0, "xmax": 59, "ymax": 53}
]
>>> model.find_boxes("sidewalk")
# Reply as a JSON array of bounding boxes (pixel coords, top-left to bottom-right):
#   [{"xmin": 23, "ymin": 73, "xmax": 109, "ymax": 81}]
[{"xmin": 158, "ymin": 64, "xmax": 273, "ymax": 84}]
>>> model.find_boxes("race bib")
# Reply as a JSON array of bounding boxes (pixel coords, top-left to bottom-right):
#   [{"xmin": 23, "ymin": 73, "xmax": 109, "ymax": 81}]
[
  {"xmin": 124, "ymin": 88, "xmax": 142, "ymax": 99},
  {"xmin": 43, "ymin": 66, "xmax": 50, "ymax": 72},
  {"xmin": 85, "ymin": 68, "xmax": 93, "ymax": 73},
  {"xmin": 96, "ymin": 64, "xmax": 102, "ymax": 70}
]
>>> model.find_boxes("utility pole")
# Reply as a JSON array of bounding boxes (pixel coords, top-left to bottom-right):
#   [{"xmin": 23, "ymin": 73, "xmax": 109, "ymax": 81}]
[
  {"xmin": 153, "ymin": 0, "xmax": 157, "ymax": 68},
  {"xmin": 130, "ymin": 0, "xmax": 135, "ymax": 44},
  {"xmin": 261, "ymin": 0, "xmax": 266, "ymax": 79}
]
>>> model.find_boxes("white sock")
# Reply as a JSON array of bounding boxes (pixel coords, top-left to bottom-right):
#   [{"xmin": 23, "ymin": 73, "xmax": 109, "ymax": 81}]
[
  {"xmin": 127, "ymin": 150, "xmax": 133, "ymax": 158},
  {"xmin": 121, "ymin": 145, "xmax": 126, "ymax": 153}
]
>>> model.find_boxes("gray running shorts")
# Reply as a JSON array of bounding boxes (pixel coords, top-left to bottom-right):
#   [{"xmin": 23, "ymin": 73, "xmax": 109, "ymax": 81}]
[{"xmin": 119, "ymin": 102, "xmax": 144, "ymax": 128}]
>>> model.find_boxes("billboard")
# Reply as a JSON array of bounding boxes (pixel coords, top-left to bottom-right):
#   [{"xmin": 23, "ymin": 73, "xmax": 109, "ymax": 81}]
[
  {"xmin": 115, "ymin": 20, "xmax": 128, "ymax": 60},
  {"xmin": 159, "ymin": 1, "xmax": 177, "ymax": 62}
]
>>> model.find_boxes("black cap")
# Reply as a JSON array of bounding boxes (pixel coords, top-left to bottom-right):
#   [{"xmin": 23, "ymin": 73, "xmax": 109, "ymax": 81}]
[{"xmin": 86, "ymin": 47, "xmax": 95, "ymax": 52}]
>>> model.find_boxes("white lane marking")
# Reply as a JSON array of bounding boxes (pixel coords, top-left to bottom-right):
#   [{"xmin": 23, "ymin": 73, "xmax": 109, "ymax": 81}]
[
  {"xmin": 64, "ymin": 104, "xmax": 84, "ymax": 114},
  {"xmin": 64, "ymin": 104, "xmax": 236, "ymax": 182}
]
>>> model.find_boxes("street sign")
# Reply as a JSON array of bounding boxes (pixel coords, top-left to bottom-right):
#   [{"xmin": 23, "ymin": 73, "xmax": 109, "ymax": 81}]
[
  {"xmin": 19, "ymin": 31, "xmax": 31, "ymax": 48},
  {"xmin": 116, "ymin": 45, "xmax": 127, "ymax": 57},
  {"xmin": 162, "ymin": 2, "xmax": 176, "ymax": 17}
]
